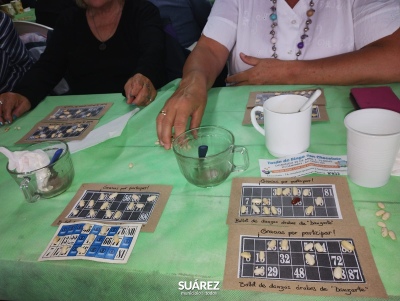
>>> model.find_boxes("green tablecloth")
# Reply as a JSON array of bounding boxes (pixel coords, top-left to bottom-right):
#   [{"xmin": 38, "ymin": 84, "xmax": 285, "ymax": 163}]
[
  {"xmin": 0, "ymin": 80, "xmax": 399, "ymax": 301},
  {"xmin": 12, "ymin": 8, "xmax": 35, "ymax": 22}
]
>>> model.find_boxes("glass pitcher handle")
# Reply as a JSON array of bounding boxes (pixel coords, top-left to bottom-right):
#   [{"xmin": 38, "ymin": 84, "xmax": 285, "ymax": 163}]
[
  {"xmin": 20, "ymin": 177, "xmax": 39, "ymax": 203},
  {"xmin": 232, "ymin": 146, "xmax": 249, "ymax": 172}
]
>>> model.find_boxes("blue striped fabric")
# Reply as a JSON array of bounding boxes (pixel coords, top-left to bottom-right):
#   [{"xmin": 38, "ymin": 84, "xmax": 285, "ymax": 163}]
[{"xmin": 0, "ymin": 11, "xmax": 33, "ymax": 93}]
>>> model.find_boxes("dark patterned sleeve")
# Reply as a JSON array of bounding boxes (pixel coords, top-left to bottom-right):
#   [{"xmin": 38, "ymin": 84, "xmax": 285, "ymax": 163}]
[{"xmin": 0, "ymin": 12, "xmax": 33, "ymax": 93}]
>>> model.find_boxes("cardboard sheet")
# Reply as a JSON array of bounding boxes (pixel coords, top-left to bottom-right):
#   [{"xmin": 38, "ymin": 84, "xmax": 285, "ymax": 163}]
[
  {"xmin": 223, "ymin": 224, "xmax": 387, "ymax": 298},
  {"xmin": 52, "ymin": 183, "xmax": 172, "ymax": 232},
  {"xmin": 16, "ymin": 103, "xmax": 112, "ymax": 144},
  {"xmin": 243, "ymin": 89, "xmax": 329, "ymax": 125},
  {"xmin": 227, "ymin": 177, "xmax": 359, "ymax": 228}
]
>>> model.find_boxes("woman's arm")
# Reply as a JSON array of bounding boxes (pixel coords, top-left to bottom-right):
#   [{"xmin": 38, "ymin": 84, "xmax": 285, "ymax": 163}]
[
  {"xmin": 156, "ymin": 35, "xmax": 229, "ymax": 149},
  {"xmin": 226, "ymin": 28, "xmax": 400, "ymax": 86}
]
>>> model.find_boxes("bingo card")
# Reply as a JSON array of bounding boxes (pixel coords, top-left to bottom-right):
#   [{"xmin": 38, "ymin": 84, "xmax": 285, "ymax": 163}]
[
  {"xmin": 53, "ymin": 183, "xmax": 172, "ymax": 232},
  {"xmin": 227, "ymin": 177, "xmax": 359, "ymax": 227},
  {"xmin": 223, "ymin": 225, "xmax": 387, "ymax": 298},
  {"xmin": 39, "ymin": 222, "xmax": 141, "ymax": 264}
]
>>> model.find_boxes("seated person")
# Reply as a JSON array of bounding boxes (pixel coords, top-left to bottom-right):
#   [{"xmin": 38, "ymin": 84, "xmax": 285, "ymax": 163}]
[
  {"xmin": 149, "ymin": 0, "xmax": 227, "ymax": 86},
  {"xmin": 0, "ymin": 0, "xmax": 167, "ymax": 126},
  {"xmin": 0, "ymin": 11, "xmax": 33, "ymax": 97},
  {"xmin": 156, "ymin": 0, "xmax": 400, "ymax": 150},
  {"xmin": 21, "ymin": 0, "xmax": 36, "ymax": 8},
  {"xmin": 35, "ymin": 0, "xmax": 77, "ymax": 28},
  {"xmin": 148, "ymin": 0, "xmax": 212, "ymax": 49}
]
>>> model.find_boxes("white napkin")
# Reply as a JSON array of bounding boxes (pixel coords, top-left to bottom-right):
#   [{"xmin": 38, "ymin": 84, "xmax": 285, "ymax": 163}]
[
  {"xmin": 13, "ymin": 150, "xmax": 50, "ymax": 172},
  {"xmin": 0, "ymin": 147, "xmax": 49, "ymax": 172},
  {"xmin": 391, "ymin": 149, "xmax": 400, "ymax": 176},
  {"xmin": 0, "ymin": 147, "xmax": 51, "ymax": 191},
  {"xmin": 67, "ymin": 108, "xmax": 140, "ymax": 154}
]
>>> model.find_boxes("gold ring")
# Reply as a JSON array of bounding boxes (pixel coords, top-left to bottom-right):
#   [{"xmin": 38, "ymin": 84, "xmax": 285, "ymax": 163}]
[{"xmin": 160, "ymin": 110, "xmax": 167, "ymax": 116}]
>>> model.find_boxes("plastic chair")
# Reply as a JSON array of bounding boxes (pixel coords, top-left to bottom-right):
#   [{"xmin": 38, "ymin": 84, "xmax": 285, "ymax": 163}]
[{"xmin": 13, "ymin": 20, "xmax": 52, "ymax": 37}]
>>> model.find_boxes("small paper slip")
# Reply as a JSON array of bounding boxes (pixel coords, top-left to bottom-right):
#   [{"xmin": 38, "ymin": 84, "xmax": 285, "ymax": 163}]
[
  {"xmin": 259, "ymin": 152, "xmax": 347, "ymax": 177},
  {"xmin": 39, "ymin": 222, "xmax": 141, "ymax": 264},
  {"xmin": 68, "ymin": 108, "xmax": 140, "ymax": 153}
]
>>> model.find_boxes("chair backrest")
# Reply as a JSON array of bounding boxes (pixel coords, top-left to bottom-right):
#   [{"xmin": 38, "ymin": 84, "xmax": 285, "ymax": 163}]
[{"xmin": 13, "ymin": 21, "xmax": 53, "ymax": 37}]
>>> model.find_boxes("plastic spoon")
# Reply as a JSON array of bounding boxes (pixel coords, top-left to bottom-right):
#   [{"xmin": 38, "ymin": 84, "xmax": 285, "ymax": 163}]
[
  {"xmin": 197, "ymin": 144, "xmax": 208, "ymax": 171},
  {"xmin": 0, "ymin": 147, "xmax": 17, "ymax": 165},
  {"xmin": 198, "ymin": 145, "xmax": 208, "ymax": 158},
  {"xmin": 197, "ymin": 144, "xmax": 218, "ymax": 183},
  {"xmin": 298, "ymin": 89, "xmax": 322, "ymax": 112},
  {"xmin": 49, "ymin": 148, "xmax": 63, "ymax": 165}
]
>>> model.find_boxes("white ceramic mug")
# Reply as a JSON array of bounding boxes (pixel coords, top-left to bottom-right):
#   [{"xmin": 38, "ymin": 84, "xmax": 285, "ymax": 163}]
[{"xmin": 250, "ymin": 95, "xmax": 312, "ymax": 157}]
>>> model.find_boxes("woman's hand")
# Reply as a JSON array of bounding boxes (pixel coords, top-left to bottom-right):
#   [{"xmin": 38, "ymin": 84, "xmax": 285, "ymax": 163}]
[
  {"xmin": 156, "ymin": 79, "xmax": 208, "ymax": 150},
  {"xmin": 124, "ymin": 73, "xmax": 157, "ymax": 106},
  {"xmin": 225, "ymin": 52, "xmax": 296, "ymax": 86},
  {"xmin": 0, "ymin": 92, "xmax": 31, "ymax": 126},
  {"xmin": 156, "ymin": 35, "xmax": 229, "ymax": 149}
]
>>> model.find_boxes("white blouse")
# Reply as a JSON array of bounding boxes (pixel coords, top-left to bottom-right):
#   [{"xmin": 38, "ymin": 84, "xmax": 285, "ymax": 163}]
[{"xmin": 203, "ymin": 0, "xmax": 400, "ymax": 75}]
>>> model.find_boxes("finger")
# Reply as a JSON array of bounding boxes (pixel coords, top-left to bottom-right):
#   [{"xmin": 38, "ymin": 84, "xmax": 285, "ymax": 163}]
[
  {"xmin": 231, "ymin": 80, "xmax": 249, "ymax": 86},
  {"xmin": 172, "ymin": 110, "xmax": 191, "ymax": 144},
  {"xmin": 124, "ymin": 81, "xmax": 134, "ymax": 104},
  {"xmin": 132, "ymin": 88, "xmax": 146, "ymax": 105},
  {"xmin": 143, "ymin": 87, "xmax": 157, "ymax": 106},
  {"xmin": 132, "ymin": 85, "xmax": 150, "ymax": 106},
  {"xmin": 147, "ymin": 90, "xmax": 157, "ymax": 105},
  {"xmin": 189, "ymin": 107, "xmax": 205, "ymax": 130},
  {"xmin": 225, "ymin": 74, "xmax": 238, "ymax": 85},
  {"xmin": 0, "ymin": 98, "xmax": 14, "ymax": 124},
  {"xmin": 0, "ymin": 99, "xmax": 4, "ymax": 126},
  {"xmin": 156, "ymin": 110, "xmax": 165, "ymax": 144},
  {"xmin": 158, "ymin": 109, "xmax": 177, "ymax": 150},
  {"xmin": 144, "ymin": 83, "xmax": 156, "ymax": 105},
  {"xmin": 11, "ymin": 98, "xmax": 31, "ymax": 120},
  {"xmin": 225, "ymin": 73, "xmax": 247, "ymax": 85},
  {"xmin": 239, "ymin": 52, "xmax": 258, "ymax": 66},
  {"xmin": 126, "ymin": 78, "xmax": 143, "ymax": 104}
]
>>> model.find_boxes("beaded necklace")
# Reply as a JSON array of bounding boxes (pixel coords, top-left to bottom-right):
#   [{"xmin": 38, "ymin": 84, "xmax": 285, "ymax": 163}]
[{"xmin": 269, "ymin": 0, "xmax": 315, "ymax": 59}]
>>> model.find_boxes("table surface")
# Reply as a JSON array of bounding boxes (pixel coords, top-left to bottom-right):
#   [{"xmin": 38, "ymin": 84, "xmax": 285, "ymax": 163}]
[
  {"xmin": 0, "ymin": 80, "xmax": 399, "ymax": 301},
  {"xmin": 12, "ymin": 8, "xmax": 35, "ymax": 22}
]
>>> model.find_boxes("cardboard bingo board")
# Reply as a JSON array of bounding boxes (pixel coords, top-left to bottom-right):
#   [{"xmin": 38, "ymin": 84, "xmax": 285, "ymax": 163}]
[
  {"xmin": 223, "ymin": 224, "xmax": 387, "ymax": 298},
  {"xmin": 242, "ymin": 104, "xmax": 329, "ymax": 125},
  {"xmin": 39, "ymin": 222, "xmax": 141, "ymax": 264},
  {"xmin": 246, "ymin": 89, "xmax": 326, "ymax": 108},
  {"xmin": 242, "ymin": 88, "xmax": 329, "ymax": 125},
  {"xmin": 17, "ymin": 103, "xmax": 112, "ymax": 144},
  {"xmin": 227, "ymin": 177, "xmax": 359, "ymax": 227},
  {"xmin": 44, "ymin": 103, "xmax": 113, "ymax": 121},
  {"xmin": 17, "ymin": 119, "xmax": 98, "ymax": 143},
  {"xmin": 53, "ymin": 183, "xmax": 172, "ymax": 232}
]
